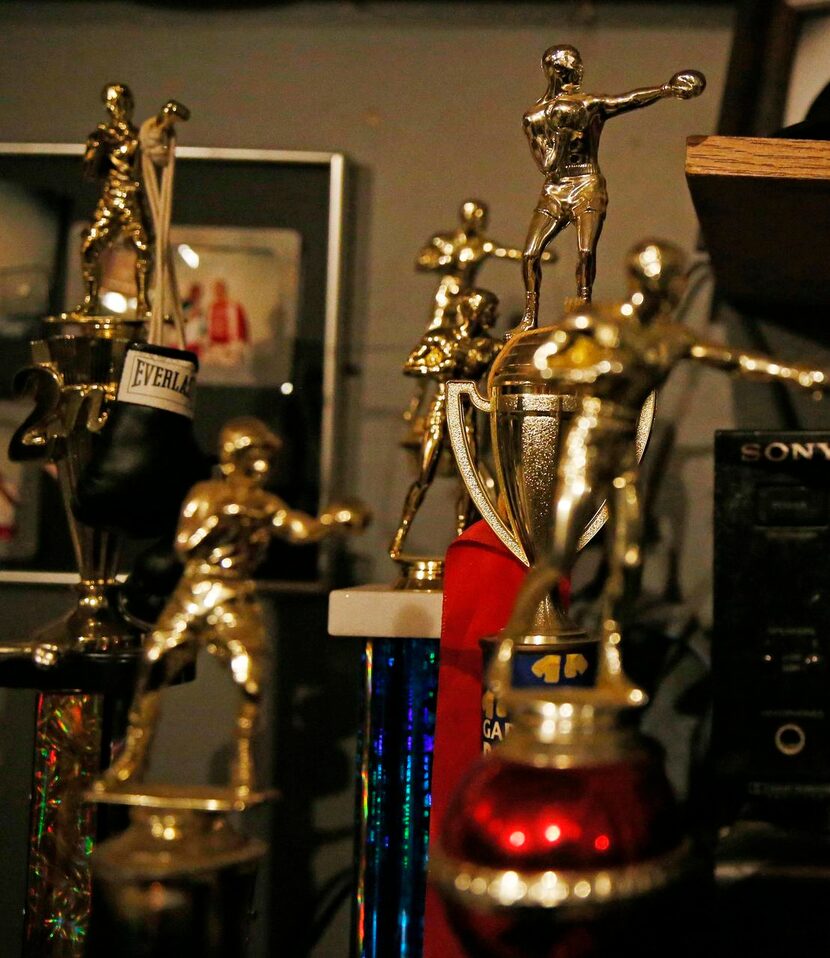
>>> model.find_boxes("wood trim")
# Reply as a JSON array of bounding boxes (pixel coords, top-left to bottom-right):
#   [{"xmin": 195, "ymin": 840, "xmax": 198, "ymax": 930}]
[{"xmin": 686, "ymin": 134, "xmax": 830, "ymax": 179}]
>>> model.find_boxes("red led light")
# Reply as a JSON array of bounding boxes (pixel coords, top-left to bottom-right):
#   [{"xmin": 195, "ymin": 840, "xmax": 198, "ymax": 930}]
[
  {"xmin": 545, "ymin": 824, "xmax": 562, "ymax": 843},
  {"xmin": 440, "ymin": 754, "xmax": 681, "ymax": 871}
]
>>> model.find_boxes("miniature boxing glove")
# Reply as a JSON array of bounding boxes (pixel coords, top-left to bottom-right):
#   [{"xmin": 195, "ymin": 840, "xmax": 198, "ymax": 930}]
[{"xmin": 73, "ymin": 343, "xmax": 212, "ymax": 538}]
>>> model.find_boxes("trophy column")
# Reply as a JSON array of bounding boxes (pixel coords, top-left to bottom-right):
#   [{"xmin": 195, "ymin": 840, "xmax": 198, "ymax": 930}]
[
  {"xmin": 328, "ymin": 586, "xmax": 442, "ymax": 958},
  {"xmin": 1, "ymin": 320, "xmax": 149, "ymax": 958}
]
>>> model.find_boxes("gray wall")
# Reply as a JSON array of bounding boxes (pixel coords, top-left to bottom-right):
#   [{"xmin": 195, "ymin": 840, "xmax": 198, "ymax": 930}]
[
  {"xmin": 0, "ymin": 0, "xmax": 734, "ymax": 572},
  {"xmin": 0, "ymin": 4, "xmax": 735, "ymax": 956}
]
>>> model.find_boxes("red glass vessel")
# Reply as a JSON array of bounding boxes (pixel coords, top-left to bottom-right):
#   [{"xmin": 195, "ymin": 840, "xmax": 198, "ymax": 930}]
[{"xmin": 430, "ymin": 680, "xmax": 699, "ymax": 958}]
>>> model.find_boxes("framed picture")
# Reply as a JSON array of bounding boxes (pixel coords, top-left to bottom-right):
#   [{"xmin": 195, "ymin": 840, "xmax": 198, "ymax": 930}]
[
  {"xmin": 65, "ymin": 223, "xmax": 303, "ymax": 388},
  {"xmin": 0, "ymin": 145, "xmax": 351, "ymax": 581}
]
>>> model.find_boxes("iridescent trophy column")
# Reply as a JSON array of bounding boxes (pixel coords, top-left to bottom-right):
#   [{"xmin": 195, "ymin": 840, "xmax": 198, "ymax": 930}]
[{"xmin": 332, "ymin": 277, "xmax": 513, "ymax": 957}]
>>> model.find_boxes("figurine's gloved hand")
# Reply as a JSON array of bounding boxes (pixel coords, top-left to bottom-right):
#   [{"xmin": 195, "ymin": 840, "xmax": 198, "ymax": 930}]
[
  {"xmin": 319, "ymin": 499, "xmax": 372, "ymax": 535},
  {"xmin": 665, "ymin": 70, "xmax": 706, "ymax": 100}
]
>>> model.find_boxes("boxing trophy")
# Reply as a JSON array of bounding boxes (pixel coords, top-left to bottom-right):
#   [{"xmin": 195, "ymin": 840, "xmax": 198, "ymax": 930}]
[
  {"xmin": 1, "ymin": 83, "xmax": 192, "ymax": 957},
  {"xmin": 88, "ymin": 417, "xmax": 368, "ymax": 954},
  {"xmin": 10, "ymin": 81, "xmax": 158, "ymax": 658}
]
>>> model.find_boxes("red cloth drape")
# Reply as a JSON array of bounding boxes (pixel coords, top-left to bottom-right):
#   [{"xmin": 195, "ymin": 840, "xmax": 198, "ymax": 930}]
[{"xmin": 423, "ymin": 520, "xmax": 527, "ymax": 958}]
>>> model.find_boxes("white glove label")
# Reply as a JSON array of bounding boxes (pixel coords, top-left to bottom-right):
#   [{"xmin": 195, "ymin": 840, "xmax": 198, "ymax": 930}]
[{"xmin": 117, "ymin": 349, "xmax": 197, "ymax": 418}]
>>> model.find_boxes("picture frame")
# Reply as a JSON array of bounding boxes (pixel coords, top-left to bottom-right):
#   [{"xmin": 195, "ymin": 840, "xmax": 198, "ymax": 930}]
[{"xmin": 0, "ymin": 144, "xmax": 351, "ymax": 581}]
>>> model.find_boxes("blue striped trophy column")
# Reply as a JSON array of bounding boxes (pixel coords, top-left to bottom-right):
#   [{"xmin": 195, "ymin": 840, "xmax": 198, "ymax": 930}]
[{"xmin": 328, "ymin": 586, "xmax": 442, "ymax": 958}]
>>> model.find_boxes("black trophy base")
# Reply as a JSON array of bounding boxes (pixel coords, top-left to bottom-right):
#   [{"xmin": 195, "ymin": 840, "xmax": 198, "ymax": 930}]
[
  {"xmin": 0, "ymin": 646, "xmax": 195, "ymax": 695},
  {"xmin": 89, "ymin": 807, "xmax": 266, "ymax": 958}
]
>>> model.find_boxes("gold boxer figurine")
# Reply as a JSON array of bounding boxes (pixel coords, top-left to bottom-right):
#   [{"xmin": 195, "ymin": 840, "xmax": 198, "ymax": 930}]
[
  {"xmin": 403, "ymin": 200, "xmax": 545, "ymax": 433},
  {"xmin": 98, "ymin": 418, "xmax": 368, "ymax": 795},
  {"xmin": 390, "ymin": 288, "xmax": 502, "ymax": 562},
  {"xmin": 518, "ymin": 45, "xmax": 705, "ymax": 331},
  {"xmin": 417, "ymin": 199, "xmax": 533, "ymax": 332},
  {"xmin": 504, "ymin": 240, "xmax": 829, "ymax": 701},
  {"xmin": 75, "ymin": 83, "xmax": 152, "ymax": 317}
]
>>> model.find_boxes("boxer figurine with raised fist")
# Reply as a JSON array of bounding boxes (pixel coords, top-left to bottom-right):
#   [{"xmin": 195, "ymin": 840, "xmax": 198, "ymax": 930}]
[
  {"xmin": 97, "ymin": 418, "xmax": 369, "ymax": 796},
  {"xmin": 516, "ymin": 45, "xmax": 705, "ymax": 332}
]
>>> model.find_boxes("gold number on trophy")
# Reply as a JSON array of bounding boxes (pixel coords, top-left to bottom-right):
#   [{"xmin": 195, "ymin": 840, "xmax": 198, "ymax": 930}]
[
  {"xmin": 532, "ymin": 654, "xmax": 563, "ymax": 684},
  {"xmin": 9, "ymin": 365, "xmax": 64, "ymax": 462}
]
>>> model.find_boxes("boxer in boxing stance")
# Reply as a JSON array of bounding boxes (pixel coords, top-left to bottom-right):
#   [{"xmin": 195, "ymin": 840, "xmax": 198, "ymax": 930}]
[
  {"xmin": 390, "ymin": 289, "xmax": 502, "ymax": 561},
  {"xmin": 504, "ymin": 240, "xmax": 829, "ymax": 701},
  {"xmin": 98, "ymin": 418, "xmax": 367, "ymax": 795},
  {"xmin": 77, "ymin": 83, "xmax": 152, "ymax": 317},
  {"xmin": 517, "ymin": 45, "xmax": 705, "ymax": 333}
]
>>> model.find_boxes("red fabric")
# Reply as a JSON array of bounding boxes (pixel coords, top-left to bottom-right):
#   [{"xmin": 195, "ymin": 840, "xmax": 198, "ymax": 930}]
[
  {"xmin": 208, "ymin": 301, "xmax": 249, "ymax": 344},
  {"xmin": 423, "ymin": 520, "xmax": 527, "ymax": 958}
]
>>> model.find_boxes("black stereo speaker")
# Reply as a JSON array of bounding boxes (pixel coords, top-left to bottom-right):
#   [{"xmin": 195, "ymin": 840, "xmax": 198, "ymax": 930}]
[{"xmin": 713, "ymin": 430, "xmax": 830, "ymax": 819}]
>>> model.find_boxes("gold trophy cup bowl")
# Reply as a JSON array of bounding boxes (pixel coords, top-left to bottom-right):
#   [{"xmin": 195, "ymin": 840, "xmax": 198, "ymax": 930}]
[
  {"xmin": 447, "ymin": 327, "xmax": 653, "ymax": 696},
  {"xmin": 10, "ymin": 333, "xmax": 141, "ymax": 658}
]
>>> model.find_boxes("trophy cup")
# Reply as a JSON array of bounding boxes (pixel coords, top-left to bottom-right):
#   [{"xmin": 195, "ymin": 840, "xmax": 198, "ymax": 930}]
[
  {"xmin": 446, "ymin": 349, "xmax": 652, "ymax": 745},
  {"xmin": 11, "ymin": 334, "xmax": 139, "ymax": 657},
  {"xmin": 446, "ymin": 311, "xmax": 653, "ymax": 741},
  {"xmin": 87, "ymin": 417, "xmax": 367, "ymax": 953},
  {"xmin": 429, "ymin": 637, "xmax": 702, "ymax": 958}
]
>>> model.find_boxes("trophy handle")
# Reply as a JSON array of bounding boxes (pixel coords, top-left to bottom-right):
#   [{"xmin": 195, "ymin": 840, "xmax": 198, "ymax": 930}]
[{"xmin": 446, "ymin": 380, "xmax": 528, "ymax": 566}]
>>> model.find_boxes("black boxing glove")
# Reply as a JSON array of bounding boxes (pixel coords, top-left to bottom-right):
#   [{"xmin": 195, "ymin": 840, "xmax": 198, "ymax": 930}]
[
  {"xmin": 73, "ymin": 343, "xmax": 212, "ymax": 538},
  {"xmin": 118, "ymin": 533, "xmax": 184, "ymax": 631}
]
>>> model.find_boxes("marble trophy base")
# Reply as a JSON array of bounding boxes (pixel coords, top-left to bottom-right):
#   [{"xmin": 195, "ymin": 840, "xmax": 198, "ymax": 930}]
[{"xmin": 329, "ymin": 582, "xmax": 443, "ymax": 641}]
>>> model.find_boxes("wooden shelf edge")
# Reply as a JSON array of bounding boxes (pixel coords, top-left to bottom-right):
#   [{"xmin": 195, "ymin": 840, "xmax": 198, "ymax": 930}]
[{"xmin": 686, "ymin": 135, "xmax": 830, "ymax": 181}]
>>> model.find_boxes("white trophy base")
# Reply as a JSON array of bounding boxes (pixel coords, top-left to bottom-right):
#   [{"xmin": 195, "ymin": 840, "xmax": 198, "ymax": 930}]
[{"xmin": 328, "ymin": 583, "xmax": 443, "ymax": 640}]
